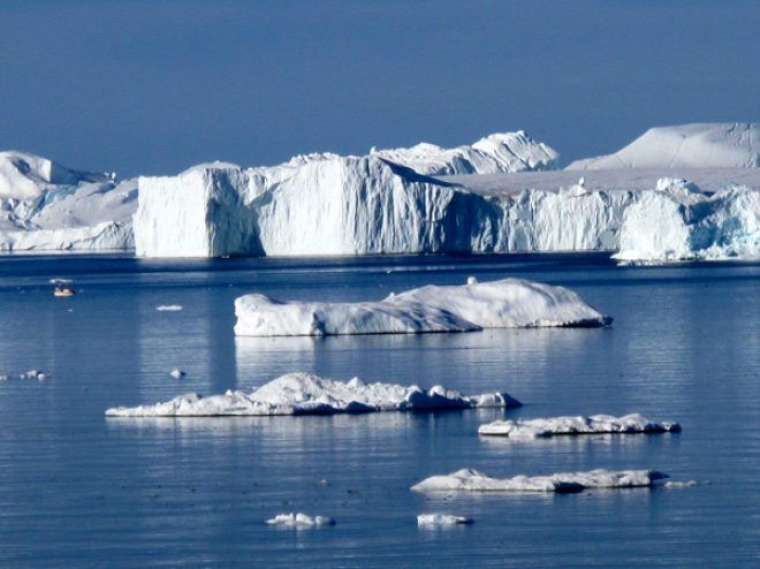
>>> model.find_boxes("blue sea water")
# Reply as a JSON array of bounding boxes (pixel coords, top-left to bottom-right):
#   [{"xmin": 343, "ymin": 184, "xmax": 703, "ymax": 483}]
[{"xmin": 0, "ymin": 254, "xmax": 758, "ymax": 569}]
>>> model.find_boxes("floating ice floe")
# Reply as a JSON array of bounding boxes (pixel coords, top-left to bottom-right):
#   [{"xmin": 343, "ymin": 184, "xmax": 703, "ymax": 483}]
[
  {"xmin": 156, "ymin": 305, "xmax": 183, "ymax": 312},
  {"xmin": 266, "ymin": 513, "xmax": 335, "ymax": 528},
  {"xmin": 0, "ymin": 369, "xmax": 48, "ymax": 382},
  {"xmin": 478, "ymin": 413, "xmax": 681, "ymax": 439},
  {"xmin": 234, "ymin": 277, "xmax": 611, "ymax": 337},
  {"xmin": 104, "ymin": 372, "xmax": 520, "ymax": 417},
  {"xmin": 411, "ymin": 468, "xmax": 668, "ymax": 494},
  {"xmin": 417, "ymin": 513, "xmax": 474, "ymax": 527},
  {"xmin": 169, "ymin": 368, "xmax": 185, "ymax": 379}
]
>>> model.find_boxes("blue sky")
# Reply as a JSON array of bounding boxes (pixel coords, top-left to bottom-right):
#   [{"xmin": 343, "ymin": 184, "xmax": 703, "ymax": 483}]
[{"xmin": 1, "ymin": 0, "xmax": 758, "ymax": 177}]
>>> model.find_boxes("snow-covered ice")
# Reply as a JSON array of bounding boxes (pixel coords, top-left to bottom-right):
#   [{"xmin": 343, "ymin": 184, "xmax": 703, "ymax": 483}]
[
  {"xmin": 156, "ymin": 305, "xmax": 183, "ymax": 311},
  {"xmin": 417, "ymin": 513, "xmax": 474, "ymax": 527},
  {"xmin": 4, "ymin": 124, "xmax": 758, "ymax": 260},
  {"xmin": 478, "ymin": 413, "xmax": 681, "ymax": 439},
  {"xmin": 567, "ymin": 123, "xmax": 760, "ymax": 170},
  {"xmin": 234, "ymin": 277, "xmax": 611, "ymax": 337},
  {"xmin": 104, "ymin": 372, "xmax": 520, "ymax": 417},
  {"xmin": 0, "ymin": 151, "xmax": 136, "ymax": 252},
  {"xmin": 411, "ymin": 468, "xmax": 668, "ymax": 494},
  {"xmin": 372, "ymin": 131, "xmax": 559, "ymax": 175},
  {"xmin": 266, "ymin": 513, "xmax": 335, "ymax": 528}
]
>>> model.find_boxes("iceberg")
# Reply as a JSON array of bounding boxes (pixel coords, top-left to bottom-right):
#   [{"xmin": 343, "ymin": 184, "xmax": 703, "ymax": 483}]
[
  {"xmin": 568, "ymin": 123, "xmax": 760, "ymax": 170},
  {"xmin": 0, "ymin": 151, "xmax": 136, "ymax": 252},
  {"xmin": 411, "ymin": 468, "xmax": 668, "ymax": 494},
  {"xmin": 417, "ymin": 514, "xmax": 474, "ymax": 527},
  {"xmin": 266, "ymin": 513, "xmax": 335, "ymax": 528},
  {"xmin": 104, "ymin": 372, "xmax": 520, "ymax": 417},
  {"xmin": 614, "ymin": 179, "xmax": 760, "ymax": 263},
  {"xmin": 134, "ymin": 131, "xmax": 560, "ymax": 258},
  {"xmin": 478, "ymin": 413, "xmax": 681, "ymax": 438},
  {"xmin": 234, "ymin": 277, "xmax": 611, "ymax": 337}
]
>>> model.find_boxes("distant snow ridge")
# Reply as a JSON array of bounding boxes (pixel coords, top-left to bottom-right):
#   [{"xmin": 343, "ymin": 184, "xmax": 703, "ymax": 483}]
[
  {"xmin": 104, "ymin": 372, "xmax": 520, "ymax": 417},
  {"xmin": 266, "ymin": 513, "xmax": 335, "ymax": 528},
  {"xmin": 568, "ymin": 123, "xmax": 760, "ymax": 170},
  {"xmin": 0, "ymin": 151, "xmax": 135, "ymax": 252},
  {"xmin": 417, "ymin": 513, "xmax": 474, "ymax": 527},
  {"xmin": 373, "ymin": 131, "xmax": 559, "ymax": 175},
  {"xmin": 234, "ymin": 277, "xmax": 611, "ymax": 337},
  {"xmin": 411, "ymin": 468, "xmax": 668, "ymax": 494},
  {"xmin": 478, "ymin": 413, "xmax": 681, "ymax": 439},
  {"xmin": 614, "ymin": 179, "xmax": 760, "ymax": 263}
]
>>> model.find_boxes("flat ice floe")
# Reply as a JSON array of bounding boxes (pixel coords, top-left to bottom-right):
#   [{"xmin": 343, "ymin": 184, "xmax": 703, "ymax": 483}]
[
  {"xmin": 234, "ymin": 277, "xmax": 611, "ymax": 337},
  {"xmin": 478, "ymin": 413, "xmax": 681, "ymax": 439},
  {"xmin": 266, "ymin": 513, "xmax": 335, "ymax": 528},
  {"xmin": 411, "ymin": 468, "xmax": 668, "ymax": 494},
  {"xmin": 156, "ymin": 304, "xmax": 183, "ymax": 311},
  {"xmin": 104, "ymin": 372, "xmax": 520, "ymax": 417},
  {"xmin": 417, "ymin": 513, "xmax": 474, "ymax": 527}
]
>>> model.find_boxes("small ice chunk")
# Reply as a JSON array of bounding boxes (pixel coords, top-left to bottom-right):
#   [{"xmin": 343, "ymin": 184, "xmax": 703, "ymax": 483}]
[
  {"xmin": 664, "ymin": 480, "xmax": 699, "ymax": 489},
  {"xmin": 417, "ymin": 513, "xmax": 473, "ymax": 527},
  {"xmin": 169, "ymin": 369, "xmax": 185, "ymax": 379},
  {"xmin": 156, "ymin": 305, "xmax": 183, "ymax": 312},
  {"xmin": 0, "ymin": 374, "xmax": 8, "ymax": 382},
  {"xmin": 478, "ymin": 413, "xmax": 681, "ymax": 439},
  {"xmin": 266, "ymin": 513, "xmax": 335, "ymax": 528},
  {"xmin": 411, "ymin": 468, "xmax": 668, "ymax": 494},
  {"xmin": 105, "ymin": 372, "xmax": 520, "ymax": 417},
  {"xmin": 466, "ymin": 276, "xmax": 478, "ymax": 285}
]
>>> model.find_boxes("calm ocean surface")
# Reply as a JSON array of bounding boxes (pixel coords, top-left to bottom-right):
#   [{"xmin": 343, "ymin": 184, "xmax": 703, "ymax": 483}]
[{"xmin": 0, "ymin": 254, "xmax": 758, "ymax": 569}]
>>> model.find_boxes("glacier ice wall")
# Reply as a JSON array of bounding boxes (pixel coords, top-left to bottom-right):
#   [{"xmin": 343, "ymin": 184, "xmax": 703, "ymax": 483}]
[
  {"xmin": 135, "ymin": 159, "xmax": 639, "ymax": 259},
  {"xmin": 614, "ymin": 178, "xmax": 760, "ymax": 263}
]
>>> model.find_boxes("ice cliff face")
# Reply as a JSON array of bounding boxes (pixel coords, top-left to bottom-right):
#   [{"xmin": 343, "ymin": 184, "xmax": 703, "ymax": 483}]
[
  {"xmin": 135, "ymin": 157, "xmax": 507, "ymax": 257},
  {"xmin": 614, "ymin": 178, "xmax": 760, "ymax": 263},
  {"xmin": 0, "ymin": 151, "xmax": 136, "ymax": 252},
  {"xmin": 135, "ymin": 158, "xmax": 637, "ymax": 259},
  {"xmin": 568, "ymin": 123, "xmax": 760, "ymax": 170}
]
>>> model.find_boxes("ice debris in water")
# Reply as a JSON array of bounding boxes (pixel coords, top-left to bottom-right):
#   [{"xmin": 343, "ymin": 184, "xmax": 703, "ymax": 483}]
[
  {"xmin": 104, "ymin": 372, "xmax": 521, "ymax": 417},
  {"xmin": 417, "ymin": 513, "xmax": 474, "ymax": 527},
  {"xmin": 0, "ymin": 370, "xmax": 48, "ymax": 382},
  {"xmin": 169, "ymin": 369, "xmax": 185, "ymax": 379},
  {"xmin": 234, "ymin": 277, "xmax": 611, "ymax": 337},
  {"xmin": 156, "ymin": 305, "xmax": 183, "ymax": 312},
  {"xmin": 478, "ymin": 413, "xmax": 681, "ymax": 439},
  {"xmin": 664, "ymin": 480, "xmax": 699, "ymax": 489},
  {"xmin": 411, "ymin": 468, "xmax": 668, "ymax": 494},
  {"xmin": 266, "ymin": 513, "xmax": 335, "ymax": 528}
]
